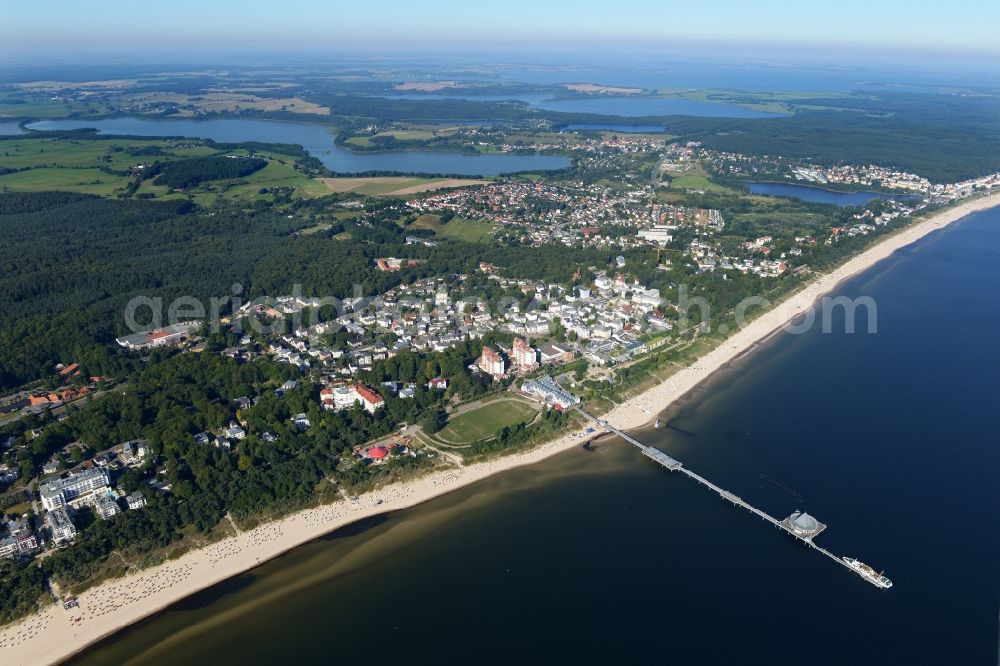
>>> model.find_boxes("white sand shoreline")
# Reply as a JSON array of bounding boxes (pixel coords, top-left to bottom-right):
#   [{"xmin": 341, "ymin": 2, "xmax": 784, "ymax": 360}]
[{"xmin": 3, "ymin": 192, "xmax": 999, "ymax": 665}]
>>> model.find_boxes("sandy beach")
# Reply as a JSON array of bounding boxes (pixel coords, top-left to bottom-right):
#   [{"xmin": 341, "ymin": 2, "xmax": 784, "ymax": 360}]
[{"xmin": 2, "ymin": 191, "xmax": 999, "ymax": 665}]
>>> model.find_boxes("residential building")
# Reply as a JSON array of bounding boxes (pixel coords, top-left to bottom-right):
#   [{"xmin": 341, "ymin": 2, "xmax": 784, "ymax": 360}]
[
  {"xmin": 0, "ymin": 532, "xmax": 38, "ymax": 559},
  {"xmin": 354, "ymin": 384, "xmax": 385, "ymax": 414},
  {"xmin": 478, "ymin": 347, "xmax": 506, "ymax": 379},
  {"xmin": 126, "ymin": 492, "xmax": 147, "ymax": 510},
  {"xmin": 0, "ymin": 463, "xmax": 19, "ymax": 485},
  {"xmin": 512, "ymin": 337, "xmax": 538, "ymax": 371},
  {"xmin": 323, "ymin": 384, "xmax": 384, "ymax": 413},
  {"xmin": 0, "ymin": 521, "xmax": 37, "ymax": 559}
]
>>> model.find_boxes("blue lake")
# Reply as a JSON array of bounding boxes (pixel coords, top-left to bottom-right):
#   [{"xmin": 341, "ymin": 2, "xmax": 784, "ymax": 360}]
[
  {"xmin": 25, "ymin": 118, "xmax": 570, "ymax": 176},
  {"xmin": 564, "ymin": 123, "xmax": 666, "ymax": 133},
  {"xmin": 0, "ymin": 121, "xmax": 26, "ymax": 135},
  {"xmin": 382, "ymin": 92, "xmax": 550, "ymax": 104},
  {"xmin": 747, "ymin": 181, "xmax": 921, "ymax": 206},
  {"xmin": 378, "ymin": 91, "xmax": 780, "ymax": 118},
  {"xmin": 534, "ymin": 96, "xmax": 782, "ymax": 118}
]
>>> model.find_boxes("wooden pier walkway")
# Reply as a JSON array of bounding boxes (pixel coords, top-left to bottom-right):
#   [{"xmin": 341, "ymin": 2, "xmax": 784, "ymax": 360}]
[{"xmin": 575, "ymin": 408, "xmax": 889, "ymax": 587}]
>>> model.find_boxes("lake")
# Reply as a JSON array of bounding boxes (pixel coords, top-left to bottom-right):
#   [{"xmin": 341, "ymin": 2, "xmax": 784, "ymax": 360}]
[
  {"xmin": 564, "ymin": 123, "xmax": 666, "ymax": 133},
  {"xmin": 0, "ymin": 121, "xmax": 26, "ymax": 135},
  {"xmin": 72, "ymin": 207, "xmax": 1000, "ymax": 665},
  {"xmin": 25, "ymin": 118, "xmax": 570, "ymax": 176},
  {"xmin": 747, "ymin": 181, "xmax": 922, "ymax": 206},
  {"xmin": 382, "ymin": 92, "xmax": 551, "ymax": 104},
  {"xmin": 534, "ymin": 96, "xmax": 780, "ymax": 118},
  {"xmin": 382, "ymin": 92, "xmax": 778, "ymax": 118}
]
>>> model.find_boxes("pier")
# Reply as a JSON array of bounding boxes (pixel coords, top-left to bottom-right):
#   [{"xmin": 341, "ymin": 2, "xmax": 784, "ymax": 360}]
[{"xmin": 577, "ymin": 409, "xmax": 890, "ymax": 588}]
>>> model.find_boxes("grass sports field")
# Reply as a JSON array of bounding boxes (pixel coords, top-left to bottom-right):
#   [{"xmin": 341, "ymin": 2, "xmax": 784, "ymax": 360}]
[
  {"xmin": 437, "ymin": 398, "xmax": 540, "ymax": 444},
  {"xmin": 436, "ymin": 217, "xmax": 494, "ymax": 243}
]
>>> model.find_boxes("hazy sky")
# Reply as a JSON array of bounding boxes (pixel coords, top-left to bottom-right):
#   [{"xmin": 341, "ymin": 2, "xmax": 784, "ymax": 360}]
[{"xmin": 6, "ymin": 0, "xmax": 1000, "ymax": 58}]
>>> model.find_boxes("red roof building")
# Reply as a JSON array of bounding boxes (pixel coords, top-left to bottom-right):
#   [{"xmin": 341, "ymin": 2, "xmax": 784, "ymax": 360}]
[
  {"xmin": 367, "ymin": 446, "xmax": 389, "ymax": 460},
  {"xmin": 354, "ymin": 384, "xmax": 385, "ymax": 414},
  {"xmin": 58, "ymin": 363, "xmax": 80, "ymax": 378}
]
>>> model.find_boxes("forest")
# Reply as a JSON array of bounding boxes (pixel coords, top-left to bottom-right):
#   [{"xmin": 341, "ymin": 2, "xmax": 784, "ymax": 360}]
[{"xmin": 150, "ymin": 155, "xmax": 268, "ymax": 188}]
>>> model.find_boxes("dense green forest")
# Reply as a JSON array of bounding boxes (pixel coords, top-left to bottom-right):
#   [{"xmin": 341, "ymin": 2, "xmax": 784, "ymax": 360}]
[{"xmin": 150, "ymin": 156, "xmax": 268, "ymax": 188}]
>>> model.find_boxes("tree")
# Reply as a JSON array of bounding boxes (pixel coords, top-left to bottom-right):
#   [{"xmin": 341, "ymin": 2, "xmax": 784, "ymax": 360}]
[{"xmin": 420, "ymin": 407, "xmax": 447, "ymax": 435}]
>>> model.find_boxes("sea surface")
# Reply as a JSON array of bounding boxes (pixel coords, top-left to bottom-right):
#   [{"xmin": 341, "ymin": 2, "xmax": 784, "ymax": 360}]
[
  {"xmin": 73, "ymin": 208, "xmax": 1000, "ymax": 665},
  {"xmin": 489, "ymin": 59, "xmax": 1000, "ymax": 91},
  {"xmin": 25, "ymin": 118, "xmax": 569, "ymax": 176},
  {"xmin": 747, "ymin": 181, "xmax": 921, "ymax": 207}
]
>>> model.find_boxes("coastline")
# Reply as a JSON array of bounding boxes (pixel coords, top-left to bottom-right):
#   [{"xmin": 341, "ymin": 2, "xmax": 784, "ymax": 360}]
[
  {"xmin": 3, "ymin": 192, "xmax": 999, "ymax": 665},
  {"xmin": 740, "ymin": 178, "xmax": 916, "ymax": 197}
]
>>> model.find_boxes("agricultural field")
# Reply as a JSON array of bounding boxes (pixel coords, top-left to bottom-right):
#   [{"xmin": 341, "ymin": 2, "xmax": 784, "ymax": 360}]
[
  {"xmin": 436, "ymin": 398, "xmax": 540, "ymax": 444},
  {"xmin": 0, "ymin": 136, "xmax": 326, "ymax": 202},
  {"xmin": 111, "ymin": 91, "xmax": 330, "ymax": 116},
  {"xmin": 0, "ymin": 167, "xmax": 127, "ymax": 196},
  {"xmin": 320, "ymin": 176, "xmax": 486, "ymax": 196},
  {"xmin": 0, "ymin": 92, "xmax": 115, "ymax": 119}
]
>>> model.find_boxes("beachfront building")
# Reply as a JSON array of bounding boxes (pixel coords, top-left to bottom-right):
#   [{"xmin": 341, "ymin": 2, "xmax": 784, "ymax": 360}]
[
  {"xmin": 94, "ymin": 494, "xmax": 120, "ymax": 520},
  {"xmin": 522, "ymin": 376, "xmax": 581, "ymax": 410},
  {"xmin": 46, "ymin": 509, "xmax": 77, "ymax": 544},
  {"xmin": 478, "ymin": 347, "xmax": 506, "ymax": 379},
  {"xmin": 39, "ymin": 467, "xmax": 110, "ymax": 511}
]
